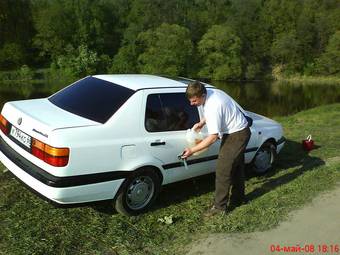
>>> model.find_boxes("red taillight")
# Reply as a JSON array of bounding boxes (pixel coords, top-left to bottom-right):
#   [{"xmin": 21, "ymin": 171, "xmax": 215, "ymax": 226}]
[
  {"xmin": 45, "ymin": 155, "xmax": 69, "ymax": 167},
  {"xmin": 32, "ymin": 146, "xmax": 45, "ymax": 160},
  {"xmin": 0, "ymin": 114, "xmax": 9, "ymax": 135},
  {"xmin": 32, "ymin": 138, "xmax": 69, "ymax": 167}
]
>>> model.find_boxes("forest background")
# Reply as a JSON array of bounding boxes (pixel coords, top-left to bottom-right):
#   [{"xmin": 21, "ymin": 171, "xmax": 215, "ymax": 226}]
[{"xmin": 0, "ymin": 0, "xmax": 339, "ymax": 81}]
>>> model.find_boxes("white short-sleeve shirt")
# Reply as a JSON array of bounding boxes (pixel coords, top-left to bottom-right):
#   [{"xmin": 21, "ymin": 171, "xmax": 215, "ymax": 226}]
[{"xmin": 203, "ymin": 89, "xmax": 248, "ymax": 137}]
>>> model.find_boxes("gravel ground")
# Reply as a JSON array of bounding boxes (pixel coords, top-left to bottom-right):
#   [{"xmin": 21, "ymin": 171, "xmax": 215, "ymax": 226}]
[{"xmin": 187, "ymin": 183, "xmax": 340, "ymax": 255}]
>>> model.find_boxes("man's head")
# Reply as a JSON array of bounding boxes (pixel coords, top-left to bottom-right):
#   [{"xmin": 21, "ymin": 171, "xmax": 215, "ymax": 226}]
[{"xmin": 186, "ymin": 80, "xmax": 207, "ymax": 106}]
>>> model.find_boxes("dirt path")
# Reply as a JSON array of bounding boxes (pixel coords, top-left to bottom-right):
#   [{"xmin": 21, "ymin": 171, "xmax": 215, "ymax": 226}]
[{"xmin": 187, "ymin": 184, "xmax": 340, "ymax": 255}]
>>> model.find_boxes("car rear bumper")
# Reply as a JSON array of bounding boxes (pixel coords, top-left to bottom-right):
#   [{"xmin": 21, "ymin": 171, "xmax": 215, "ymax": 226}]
[{"xmin": 0, "ymin": 135, "xmax": 125, "ymax": 204}]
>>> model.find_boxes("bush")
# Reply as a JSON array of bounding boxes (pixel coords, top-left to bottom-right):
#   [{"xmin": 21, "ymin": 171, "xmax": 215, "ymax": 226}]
[
  {"xmin": 0, "ymin": 65, "xmax": 34, "ymax": 84},
  {"xmin": 137, "ymin": 23, "xmax": 193, "ymax": 76},
  {"xmin": 197, "ymin": 25, "xmax": 242, "ymax": 80},
  {"xmin": 52, "ymin": 44, "xmax": 103, "ymax": 78},
  {"xmin": 270, "ymin": 31, "xmax": 304, "ymax": 74},
  {"xmin": 18, "ymin": 65, "xmax": 34, "ymax": 82},
  {"xmin": 110, "ymin": 45, "xmax": 138, "ymax": 74},
  {"xmin": 47, "ymin": 63, "xmax": 77, "ymax": 89},
  {"xmin": 245, "ymin": 63, "xmax": 261, "ymax": 80},
  {"xmin": 315, "ymin": 31, "xmax": 340, "ymax": 76},
  {"xmin": 0, "ymin": 43, "xmax": 25, "ymax": 69}
]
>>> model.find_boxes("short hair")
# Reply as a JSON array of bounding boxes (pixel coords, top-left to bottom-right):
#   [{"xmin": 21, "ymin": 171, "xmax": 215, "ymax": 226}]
[{"xmin": 186, "ymin": 80, "xmax": 207, "ymax": 99}]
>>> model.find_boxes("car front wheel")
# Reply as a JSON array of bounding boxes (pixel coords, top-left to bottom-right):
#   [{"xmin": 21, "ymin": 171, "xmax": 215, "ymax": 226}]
[
  {"xmin": 115, "ymin": 168, "xmax": 161, "ymax": 216},
  {"xmin": 252, "ymin": 142, "xmax": 276, "ymax": 174}
]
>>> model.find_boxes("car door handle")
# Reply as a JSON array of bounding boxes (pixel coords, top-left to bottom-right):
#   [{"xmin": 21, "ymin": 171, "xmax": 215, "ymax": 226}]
[{"xmin": 150, "ymin": 141, "xmax": 166, "ymax": 146}]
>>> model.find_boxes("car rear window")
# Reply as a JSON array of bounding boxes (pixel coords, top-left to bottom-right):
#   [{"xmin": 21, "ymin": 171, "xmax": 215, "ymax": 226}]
[{"xmin": 49, "ymin": 76, "xmax": 134, "ymax": 124}]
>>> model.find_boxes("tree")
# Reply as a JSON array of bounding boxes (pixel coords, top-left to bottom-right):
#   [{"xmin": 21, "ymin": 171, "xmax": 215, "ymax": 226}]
[
  {"xmin": 0, "ymin": 43, "xmax": 25, "ymax": 69},
  {"xmin": 258, "ymin": 0, "xmax": 303, "ymax": 74},
  {"xmin": 260, "ymin": 0, "xmax": 303, "ymax": 37},
  {"xmin": 52, "ymin": 44, "xmax": 100, "ymax": 77},
  {"xmin": 33, "ymin": 0, "xmax": 124, "ymax": 61},
  {"xmin": 270, "ymin": 30, "xmax": 303, "ymax": 74},
  {"xmin": 198, "ymin": 25, "xmax": 242, "ymax": 80},
  {"xmin": 316, "ymin": 31, "xmax": 340, "ymax": 75},
  {"xmin": 313, "ymin": 0, "xmax": 340, "ymax": 54},
  {"xmin": 125, "ymin": 0, "xmax": 231, "ymax": 43},
  {"xmin": 296, "ymin": 2, "xmax": 318, "ymax": 66},
  {"xmin": 110, "ymin": 44, "xmax": 138, "ymax": 74},
  {"xmin": 72, "ymin": 0, "xmax": 123, "ymax": 55},
  {"xmin": 33, "ymin": 0, "xmax": 76, "ymax": 59},
  {"xmin": 226, "ymin": 0, "xmax": 266, "ymax": 79},
  {"xmin": 137, "ymin": 23, "xmax": 193, "ymax": 76},
  {"xmin": 0, "ymin": 0, "xmax": 35, "ymax": 68}
]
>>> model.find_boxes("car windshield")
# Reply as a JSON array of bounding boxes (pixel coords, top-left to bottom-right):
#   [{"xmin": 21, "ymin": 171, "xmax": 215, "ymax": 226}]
[{"xmin": 49, "ymin": 76, "xmax": 134, "ymax": 124}]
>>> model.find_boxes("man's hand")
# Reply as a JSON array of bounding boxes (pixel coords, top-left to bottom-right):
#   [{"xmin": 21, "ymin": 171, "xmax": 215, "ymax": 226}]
[
  {"xmin": 181, "ymin": 134, "xmax": 218, "ymax": 160},
  {"xmin": 192, "ymin": 123, "xmax": 202, "ymax": 132},
  {"xmin": 181, "ymin": 148, "xmax": 193, "ymax": 159},
  {"xmin": 192, "ymin": 118, "xmax": 206, "ymax": 132}
]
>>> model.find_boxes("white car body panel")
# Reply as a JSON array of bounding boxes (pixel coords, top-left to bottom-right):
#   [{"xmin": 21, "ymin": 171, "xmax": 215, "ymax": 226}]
[
  {"xmin": 0, "ymin": 75, "xmax": 285, "ymax": 205},
  {"xmin": 94, "ymin": 74, "xmax": 214, "ymax": 91},
  {"xmin": 3, "ymin": 99, "xmax": 99, "ymax": 137}
]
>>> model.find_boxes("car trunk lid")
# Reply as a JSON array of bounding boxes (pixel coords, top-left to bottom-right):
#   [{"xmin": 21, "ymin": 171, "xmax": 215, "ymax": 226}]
[{"xmin": 2, "ymin": 98, "xmax": 100, "ymax": 141}]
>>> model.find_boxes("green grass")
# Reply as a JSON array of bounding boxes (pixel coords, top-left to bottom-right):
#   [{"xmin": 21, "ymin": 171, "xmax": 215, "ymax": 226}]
[{"xmin": 1, "ymin": 104, "xmax": 340, "ymax": 255}]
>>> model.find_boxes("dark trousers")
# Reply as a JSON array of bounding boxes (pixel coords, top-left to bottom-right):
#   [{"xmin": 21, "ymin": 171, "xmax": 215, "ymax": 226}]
[{"xmin": 214, "ymin": 127, "xmax": 251, "ymax": 210}]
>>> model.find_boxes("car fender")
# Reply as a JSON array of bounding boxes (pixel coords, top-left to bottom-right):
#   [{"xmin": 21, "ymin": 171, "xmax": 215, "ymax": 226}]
[
  {"xmin": 119, "ymin": 155, "xmax": 165, "ymax": 181},
  {"xmin": 112, "ymin": 156, "xmax": 165, "ymax": 203},
  {"xmin": 256, "ymin": 131, "xmax": 282, "ymax": 152}
]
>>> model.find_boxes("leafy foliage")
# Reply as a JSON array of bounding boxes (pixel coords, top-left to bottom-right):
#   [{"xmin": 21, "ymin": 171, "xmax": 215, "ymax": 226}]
[
  {"xmin": 51, "ymin": 44, "xmax": 105, "ymax": 78},
  {"xmin": 316, "ymin": 31, "xmax": 340, "ymax": 76},
  {"xmin": 0, "ymin": 43, "xmax": 26, "ymax": 69},
  {"xmin": 110, "ymin": 44, "xmax": 138, "ymax": 74},
  {"xmin": 32, "ymin": 0, "xmax": 122, "ymax": 60},
  {"xmin": 0, "ymin": 0, "xmax": 34, "ymax": 59},
  {"xmin": 0, "ymin": 0, "xmax": 339, "ymax": 79},
  {"xmin": 198, "ymin": 25, "xmax": 242, "ymax": 80},
  {"xmin": 270, "ymin": 31, "xmax": 304, "ymax": 75},
  {"xmin": 137, "ymin": 23, "xmax": 193, "ymax": 76}
]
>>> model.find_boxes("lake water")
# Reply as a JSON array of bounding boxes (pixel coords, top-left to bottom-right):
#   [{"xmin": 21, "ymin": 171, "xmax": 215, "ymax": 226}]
[{"xmin": 0, "ymin": 80, "xmax": 340, "ymax": 117}]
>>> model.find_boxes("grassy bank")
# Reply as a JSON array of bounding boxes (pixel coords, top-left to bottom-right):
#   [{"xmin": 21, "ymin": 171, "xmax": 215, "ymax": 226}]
[
  {"xmin": 1, "ymin": 104, "xmax": 340, "ymax": 255},
  {"xmin": 275, "ymin": 75, "xmax": 340, "ymax": 85}
]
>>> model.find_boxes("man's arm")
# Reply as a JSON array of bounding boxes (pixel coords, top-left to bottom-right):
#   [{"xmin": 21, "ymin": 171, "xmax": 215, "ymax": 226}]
[
  {"xmin": 182, "ymin": 133, "xmax": 218, "ymax": 159},
  {"xmin": 192, "ymin": 117, "xmax": 206, "ymax": 132}
]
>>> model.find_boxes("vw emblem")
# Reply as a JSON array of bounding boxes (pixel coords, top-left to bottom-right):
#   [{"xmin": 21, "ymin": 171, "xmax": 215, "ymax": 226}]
[{"xmin": 17, "ymin": 117, "xmax": 22, "ymax": 125}]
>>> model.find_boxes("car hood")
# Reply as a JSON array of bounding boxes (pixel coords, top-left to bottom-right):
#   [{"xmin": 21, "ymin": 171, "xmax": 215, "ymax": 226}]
[{"xmin": 2, "ymin": 98, "xmax": 100, "ymax": 139}]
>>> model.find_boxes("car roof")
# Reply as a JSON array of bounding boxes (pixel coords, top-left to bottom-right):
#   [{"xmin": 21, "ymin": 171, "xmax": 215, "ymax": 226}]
[{"xmin": 93, "ymin": 74, "xmax": 214, "ymax": 91}]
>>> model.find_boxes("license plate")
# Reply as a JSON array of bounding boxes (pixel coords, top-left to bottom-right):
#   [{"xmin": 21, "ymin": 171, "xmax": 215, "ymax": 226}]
[{"xmin": 10, "ymin": 125, "xmax": 32, "ymax": 149}]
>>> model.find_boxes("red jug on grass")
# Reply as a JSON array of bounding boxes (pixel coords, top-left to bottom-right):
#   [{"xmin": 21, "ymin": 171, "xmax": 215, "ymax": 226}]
[{"xmin": 302, "ymin": 135, "xmax": 314, "ymax": 151}]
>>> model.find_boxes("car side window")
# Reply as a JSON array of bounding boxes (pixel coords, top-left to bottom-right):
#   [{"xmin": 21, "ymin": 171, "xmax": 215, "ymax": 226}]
[{"xmin": 145, "ymin": 93, "xmax": 200, "ymax": 132}]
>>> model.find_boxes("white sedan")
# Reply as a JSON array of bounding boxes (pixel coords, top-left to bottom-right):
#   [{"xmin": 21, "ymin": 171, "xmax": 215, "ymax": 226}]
[{"xmin": 0, "ymin": 75, "xmax": 285, "ymax": 215}]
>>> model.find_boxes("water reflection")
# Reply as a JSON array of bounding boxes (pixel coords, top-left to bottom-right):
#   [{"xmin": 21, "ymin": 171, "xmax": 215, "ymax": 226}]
[
  {"xmin": 213, "ymin": 80, "xmax": 340, "ymax": 117},
  {"xmin": 0, "ymin": 81, "xmax": 65, "ymax": 105},
  {"xmin": 0, "ymin": 79, "xmax": 340, "ymax": 117}
]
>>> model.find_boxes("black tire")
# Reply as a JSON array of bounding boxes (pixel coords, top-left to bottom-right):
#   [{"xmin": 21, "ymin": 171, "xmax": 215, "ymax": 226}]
[
  {"xmin": 252, "ymin": 141, "xmax": 276, "ymax": 174},
  {"xmin": 115, "ymin": 168, "xmax": 161, "ymax": 216}
]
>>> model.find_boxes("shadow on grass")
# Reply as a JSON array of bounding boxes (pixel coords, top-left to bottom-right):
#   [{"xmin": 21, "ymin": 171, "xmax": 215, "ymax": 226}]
[
  {"xmin": 245, "ymin": 139, "xmax": 324, "ymax": 202},
  {"xmin": 92, "ymin": 139, "xmax": 324, "ymax": 214}
]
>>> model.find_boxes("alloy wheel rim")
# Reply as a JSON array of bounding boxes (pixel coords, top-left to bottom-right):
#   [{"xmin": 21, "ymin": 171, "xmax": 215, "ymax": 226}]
[
  {"xmin": 126, "ymin": 176, "xmax": 155, "ymax": 210},
  {"xmin": 254, "ymin": 149, "xmax": 273, "ymax": 172}
]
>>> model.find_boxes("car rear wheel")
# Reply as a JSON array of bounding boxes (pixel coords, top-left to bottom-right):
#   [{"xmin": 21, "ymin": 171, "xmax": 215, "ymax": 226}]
[
  {"xmin": 252, "ymin": 142, "xmax": 276, "ymax": 174},
  {"xmin": 115, "ymin": 168, "xmax": 161, "ymax": 216}
]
